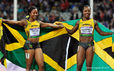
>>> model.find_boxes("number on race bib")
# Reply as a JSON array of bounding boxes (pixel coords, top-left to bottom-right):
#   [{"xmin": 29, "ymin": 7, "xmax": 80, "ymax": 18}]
[
  {"xmin": 81, "ymin": 27, "xmax": 93, "ymax": 34},
  {"xmin": 29, "ymin": 28, "xmax": 40, "ymax": 37}
]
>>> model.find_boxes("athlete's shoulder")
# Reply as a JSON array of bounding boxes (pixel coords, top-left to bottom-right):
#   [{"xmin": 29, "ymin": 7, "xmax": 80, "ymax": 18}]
[{"xmin": 93, "ymin": 20, "xmax": 99, "ymax": 27}]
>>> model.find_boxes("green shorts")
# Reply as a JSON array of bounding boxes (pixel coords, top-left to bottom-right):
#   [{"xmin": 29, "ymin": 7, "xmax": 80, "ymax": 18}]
[{"xmin": 24, "ymin": 40, "xmax": 41, "ymax": 50}]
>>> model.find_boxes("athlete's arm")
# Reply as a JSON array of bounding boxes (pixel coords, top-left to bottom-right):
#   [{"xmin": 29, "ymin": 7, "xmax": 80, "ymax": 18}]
[
  {"xmin": 95, "ymin": 21, "xmax": 113, "ymax": 35},
  {"xmin": 40, "ymin": 21, "xmax": 64, "ymax": 29},
  {"xmin": 65, "ymin": 21, "xmax": 79, "ymax": 35},
  {"xmin": 2, "ymin": 19, "xmax": 26, "ymax": 26}
]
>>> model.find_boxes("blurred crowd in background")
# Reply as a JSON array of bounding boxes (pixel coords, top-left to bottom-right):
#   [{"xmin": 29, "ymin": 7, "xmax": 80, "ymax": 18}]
[{"xmin": 0, "ymin": 0, "xmax": 113, "ymax": 31}]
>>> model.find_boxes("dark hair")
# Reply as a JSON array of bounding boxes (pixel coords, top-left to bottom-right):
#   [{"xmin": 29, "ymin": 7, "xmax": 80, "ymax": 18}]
[
  {"xmin": 83, "ymin": 5, "xmax": 90, "ymax": 11},
  {"xmin": 28, "ymin": 6, "xmax": 37, "ymax": 15},
  {"xmin": 80, "ymin": 5, "xmax": 90, "ymax": 17}
]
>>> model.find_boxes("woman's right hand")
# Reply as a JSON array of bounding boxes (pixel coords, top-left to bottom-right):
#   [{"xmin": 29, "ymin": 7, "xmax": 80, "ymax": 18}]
[{"xmin": 56, "ymin": 22, "xmax": 64, "ymax": 28}]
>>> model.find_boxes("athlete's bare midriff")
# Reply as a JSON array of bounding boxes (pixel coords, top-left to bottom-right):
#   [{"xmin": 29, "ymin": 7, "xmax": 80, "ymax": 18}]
[
  {"xmin": 27, "ymin": 38, "xmax": 39, "ymax": 43},
  {"xmin": 79, "ymin": 36, "xmax": 93, "ymax": 43}
]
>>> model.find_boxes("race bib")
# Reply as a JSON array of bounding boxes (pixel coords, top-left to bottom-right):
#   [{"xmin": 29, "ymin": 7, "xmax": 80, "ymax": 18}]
[
  {"xmin": 81, "ymin": 27, "xmax": 93, "ymax": 34},
  {"xmin": 29, "ymin": 28, "xmax": 40, "ymax": 37}
]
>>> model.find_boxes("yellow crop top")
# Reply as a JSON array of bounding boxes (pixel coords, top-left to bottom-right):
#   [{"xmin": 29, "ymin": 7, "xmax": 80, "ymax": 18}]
[
  {"xmin": 0, "ymin": 26, "xmax": 3, "ymax": 40},
  {"xmin": 25, "ymin": 20, "xmax": 40, "ymax": 38},
  {"xmin": 0, "ymin": 19, "xmax": 3, "ymax": 40},
  {"xmin": 79, "ymin": 19, "xmax": 95, "ymax": 36}
]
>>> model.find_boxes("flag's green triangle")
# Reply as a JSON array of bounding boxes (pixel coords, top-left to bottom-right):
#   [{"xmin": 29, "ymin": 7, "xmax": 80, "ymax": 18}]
[
  {"xmin": 67, "ymin": 53, "xmax": 114, "ymax": 71},
  {"xmin": 94, "ymin": 23, "xmax": 112, "ymax": 42},
  {"xmin": 0, "ymin": 51, "xmax": 3, "ymax": 59},
  {"xmin": 6, "ymin": 48, "xmax": 57, "ymax": 70},
  {"xmin": 63, "ymin": 19, "xmax": 80, "ymax": 26}
]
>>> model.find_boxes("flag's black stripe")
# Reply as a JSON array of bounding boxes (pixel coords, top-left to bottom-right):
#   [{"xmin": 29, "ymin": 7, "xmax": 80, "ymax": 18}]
[
  {"xmin": 3, "ymin": 24, "xmax": 18, "ymax": 43},
  {"xmin": 104, "ymin": 47, "xmax": 114, "ymax": 58},
  {"xmin": 41, "ymin": 34, "xmax": 69, "ymax": 69},
  {"xmin": 0, "ymin": 36, "xmax": 6, "ymax": 53},
  {"xmin": 7, "ymin": 24, "xmax": 24, "ymax": 32},
  {"xmin": 0, "ymin": 36, "xmax": 6, "ymax": 63},
  {"xmin": 68, "ymin": 37, "xmax": 79, "ymax": 59}
]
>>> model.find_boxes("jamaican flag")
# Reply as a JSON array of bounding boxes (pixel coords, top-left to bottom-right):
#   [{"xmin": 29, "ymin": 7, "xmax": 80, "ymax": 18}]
[{"xmin": 0, "ymin": 19, "xmax": 114, "ymax": 71}]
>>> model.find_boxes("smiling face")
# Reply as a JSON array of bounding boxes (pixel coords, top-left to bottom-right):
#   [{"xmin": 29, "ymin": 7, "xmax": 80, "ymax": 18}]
[
  {"xmin": 83, "ymin": 6, "xmax": 91, "ymax": 19},
  {"xmin": 29, "ymin": 9, "xmax": 38, "ymax": 20}
]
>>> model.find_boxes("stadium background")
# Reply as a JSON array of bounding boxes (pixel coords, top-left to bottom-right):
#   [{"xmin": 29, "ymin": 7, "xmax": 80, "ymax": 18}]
[{"xmin": 0, "ymin": 0, "xmax": 113, "ymax": 31}]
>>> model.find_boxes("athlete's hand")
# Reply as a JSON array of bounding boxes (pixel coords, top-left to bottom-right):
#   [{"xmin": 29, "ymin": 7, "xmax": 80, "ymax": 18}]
[
  {"xmin": 55, "ymin": 22, "xmax": 64, "ymax": 28},
  {"xmin": 57, "ymin": 23, "xmax": 64, "ymax": 28},
  {"xmin": 55, "ymin": 22, "xmax": 62, "ymax": 25}
]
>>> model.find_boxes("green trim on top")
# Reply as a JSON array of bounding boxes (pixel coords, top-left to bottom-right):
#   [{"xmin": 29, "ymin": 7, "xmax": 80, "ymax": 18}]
[
  {"xmin": 29, "ymin": 36, "xmax": 39, "ymax": 38},
  {"xmin": 80, "ymin": 34, "xmax": 93, "ymax": 36}
]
